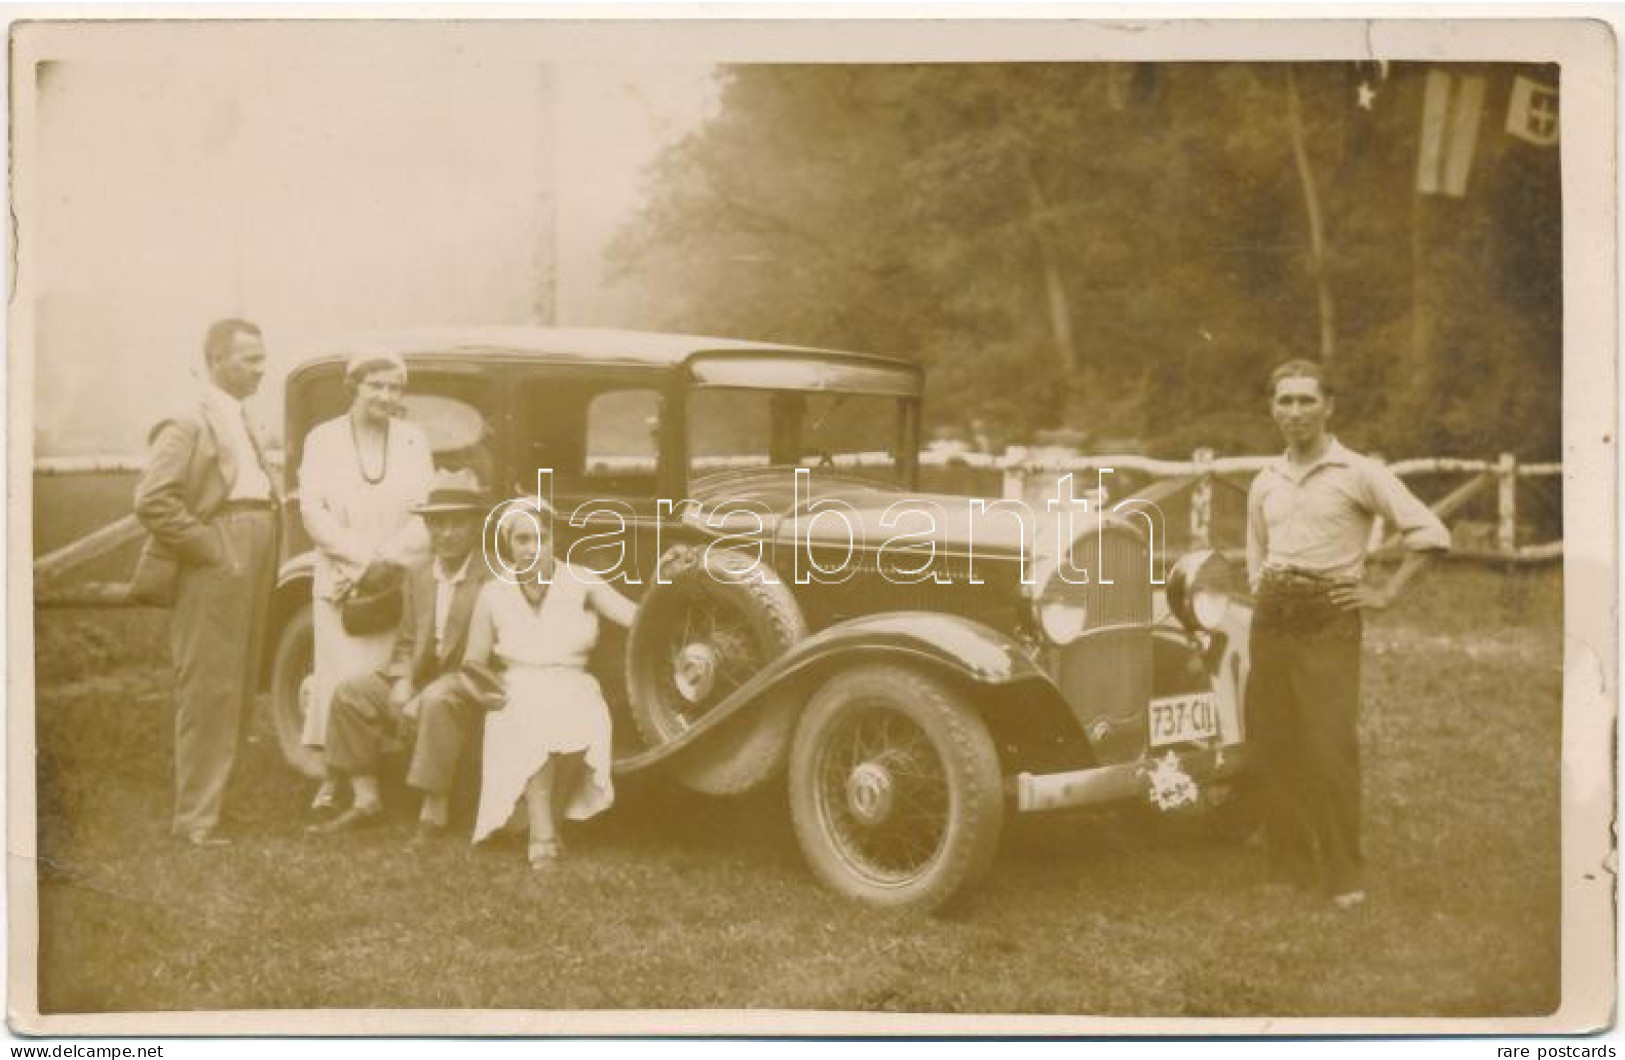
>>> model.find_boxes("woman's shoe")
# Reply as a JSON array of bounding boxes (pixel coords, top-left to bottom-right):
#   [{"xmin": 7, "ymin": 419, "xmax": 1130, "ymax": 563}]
[
  {"xmin": 528, "ymin": 838, "xmax": 563, "ymax": 870},
  {"xmin": 310, "ymin": 783, "xmax": 339, "ymax": 814},
  {"xmin": 307, "ymin": 804, "xmax": 383, "ymax": 835},
  {"xmin": 409, "ymin": 820, "xmax": 448, "ymax": 850},
  {"xmin": 179, "ymin": 829, "xmax": 232, "ymax": 848}
]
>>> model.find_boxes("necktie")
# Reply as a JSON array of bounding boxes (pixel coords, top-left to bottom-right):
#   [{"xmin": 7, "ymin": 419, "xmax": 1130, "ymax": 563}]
[{"xmin": 241, "ymin": 405, "xmax": 277, "ymax": 499}]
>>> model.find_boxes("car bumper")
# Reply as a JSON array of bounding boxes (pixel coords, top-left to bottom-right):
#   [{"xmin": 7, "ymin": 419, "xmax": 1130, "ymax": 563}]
[{"xmin": 1010, "ymin": 743, "xmax": 1250, "ymax": 813}]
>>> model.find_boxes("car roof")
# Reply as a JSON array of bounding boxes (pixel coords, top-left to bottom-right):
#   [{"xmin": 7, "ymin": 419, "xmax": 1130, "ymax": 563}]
[{"xmin": 290, "ymin": 326, "xmax": 919, "ymax": 374}]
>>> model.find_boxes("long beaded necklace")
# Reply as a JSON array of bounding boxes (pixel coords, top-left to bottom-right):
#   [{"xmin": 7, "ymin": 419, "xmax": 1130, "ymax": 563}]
[{"xmin": 350, "ymin": 416, "xmax": 390, "ymax": 486}]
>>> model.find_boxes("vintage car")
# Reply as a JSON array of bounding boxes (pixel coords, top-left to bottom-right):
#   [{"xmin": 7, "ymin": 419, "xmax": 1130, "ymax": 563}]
[{"xmin": 266, "ymin": 327, "xmax": 1255, "ymax": 911}]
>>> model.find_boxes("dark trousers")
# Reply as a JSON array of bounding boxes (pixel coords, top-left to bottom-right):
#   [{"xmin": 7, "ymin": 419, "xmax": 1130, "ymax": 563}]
[
  {"xmin": 1247, "ymin": 590, "xmax": 1364, "ymax": 895},
  {"xmin": 326, "ymin": 670, "xmax": 482, "ymax": 794},
  {"xmin": 170, "ymin": 509, "xmax": 275, "ymax": 836}
]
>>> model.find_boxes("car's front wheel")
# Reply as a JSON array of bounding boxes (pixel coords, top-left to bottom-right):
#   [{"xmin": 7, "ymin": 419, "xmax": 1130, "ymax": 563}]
[
  {"xmin": 788, "ymin": 664, "xmax": 1004, "ymax": 912},
  {"xmin": 267, "ymin": 602, "xmax": 324, "ymax": 779}
]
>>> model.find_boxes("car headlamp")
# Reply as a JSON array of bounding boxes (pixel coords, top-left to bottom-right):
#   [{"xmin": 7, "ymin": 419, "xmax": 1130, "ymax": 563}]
[
  {"xmin": 1167, "ymin": 549, "xmax": 1240, "ymax": 633},
  {"xmin": 1037, "ymin": 594, "xmax": 1089, "ymax": 645}
]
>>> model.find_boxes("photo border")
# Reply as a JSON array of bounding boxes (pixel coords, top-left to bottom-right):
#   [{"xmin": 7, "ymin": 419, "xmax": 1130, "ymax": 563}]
[{"xmin": 6, "ymin": 7, "xmax": 1614, "ymax": 1037}]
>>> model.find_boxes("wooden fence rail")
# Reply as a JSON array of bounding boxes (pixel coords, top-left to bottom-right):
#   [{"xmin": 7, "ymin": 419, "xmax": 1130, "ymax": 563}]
[
  {"xmin": 32, "ymin": 446, "xmax": 1562, "ymax": 607},
  {"xmin": 29, "ymin": 450, "xmax": 1568, "ymax": 480},
  {"xmin": 975, "ymin": 446, "xmax": 1560, "ymax": 565}
]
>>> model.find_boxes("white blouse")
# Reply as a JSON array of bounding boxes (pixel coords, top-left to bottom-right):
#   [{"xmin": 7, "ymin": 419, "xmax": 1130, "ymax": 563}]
[
  {"xmin": 467, "ymin": 565, "xmax": 636, "ymax": 671},
  {"xmin": 298, "ymin": 414, "xmax": 436, "ymax": 599}
]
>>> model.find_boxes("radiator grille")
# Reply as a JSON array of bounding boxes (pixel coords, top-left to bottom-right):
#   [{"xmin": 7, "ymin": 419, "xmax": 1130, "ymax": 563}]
[
  {"xmin": 1047, "ymin": 527, "xmax": 1152, "ymax": 629},
  {"xmin": 1048, "ymin": 527, "xmax": 1153, "ymax": 763}
]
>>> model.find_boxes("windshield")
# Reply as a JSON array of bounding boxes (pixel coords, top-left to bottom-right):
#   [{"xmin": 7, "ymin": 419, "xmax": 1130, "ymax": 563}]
[{"xmin": 688, "ymin": 387, "xmax": 914, "ymax": 486}]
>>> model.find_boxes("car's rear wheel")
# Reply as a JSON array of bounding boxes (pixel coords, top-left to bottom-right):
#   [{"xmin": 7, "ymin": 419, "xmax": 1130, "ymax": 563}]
[
  {"xmin": 626, "ymin": 544, "xmax": 807, "ymax": 795},
  {"xmin": 267, "ymin": 602, "xmax": 324, "ymax": 779},
  {"xmin": 788, "ymin": 664, "xmax": 1003, "ymax": 912}
]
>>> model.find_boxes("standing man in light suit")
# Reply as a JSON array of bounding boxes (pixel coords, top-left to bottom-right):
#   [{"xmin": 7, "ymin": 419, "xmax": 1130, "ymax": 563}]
[
  {"xmin": 1246, "ymin": 360, "xmax": 1450, "ymax": 908},
  {"xmin": 132, "ymin": 319, "xmax": 279, "ymax": 847}
]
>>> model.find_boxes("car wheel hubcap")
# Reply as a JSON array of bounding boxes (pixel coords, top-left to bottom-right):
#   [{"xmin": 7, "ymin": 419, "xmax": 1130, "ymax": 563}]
[
  {"xmin": 815, "ymin": 704, "xmax": 951, "ymax": 886},
  {"xmin": 673, "ymin": 642, "xmax": 718, "ymax": 703},
  {"xmin": 844, "ymin": 761, "xmax": 896, "ymax": 826}
]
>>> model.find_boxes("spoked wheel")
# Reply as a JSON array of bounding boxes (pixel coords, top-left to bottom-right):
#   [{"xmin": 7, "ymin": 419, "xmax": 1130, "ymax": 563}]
[
  {"xmin": 267, "ymin": 602, "xmax": 324, "ymax": 779},
  {"xmin": 789, "ymin": 664, "xmax": 1003, "ymax": 912},
  {"xmin": 626, "ymin": 545, "xmax": 806, "ymax": 795},
  {"xmin": 647, "ymin": 587, "xmax": 770, "ymax": 738}
]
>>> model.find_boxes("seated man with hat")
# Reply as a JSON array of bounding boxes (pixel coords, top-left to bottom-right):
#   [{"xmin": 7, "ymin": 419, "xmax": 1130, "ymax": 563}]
[{"xmin": 312, "ymin": 468, "xmax": 496, "ymax": 837}]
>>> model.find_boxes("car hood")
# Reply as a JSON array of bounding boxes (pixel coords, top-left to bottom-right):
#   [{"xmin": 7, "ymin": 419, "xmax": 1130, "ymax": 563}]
[{"xmin": 684, "ymin": 467, "xmax": 1096, "ymax": 558}]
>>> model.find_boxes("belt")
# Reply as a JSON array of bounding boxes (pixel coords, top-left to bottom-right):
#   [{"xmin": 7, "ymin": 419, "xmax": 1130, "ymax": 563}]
[
  {"xmin": 215, "ymin": 498, "xmax": 276, "ymax": 516},
  {"xmin": 1258, "ymin": 568, "xmax": 1349, "ymax": 595}
]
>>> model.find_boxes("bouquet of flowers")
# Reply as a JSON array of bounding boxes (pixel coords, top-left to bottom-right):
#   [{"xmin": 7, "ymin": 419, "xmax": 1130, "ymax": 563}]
[{"xmin": 1145, "ymin": 750, "xmax": 1200, "ymax": 812}]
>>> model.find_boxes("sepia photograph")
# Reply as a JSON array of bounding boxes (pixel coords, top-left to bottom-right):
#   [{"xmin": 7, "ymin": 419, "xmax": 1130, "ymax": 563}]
[{"xmin": 8, "ymin": 13, "xmax": 1615, "ymax": 1038}]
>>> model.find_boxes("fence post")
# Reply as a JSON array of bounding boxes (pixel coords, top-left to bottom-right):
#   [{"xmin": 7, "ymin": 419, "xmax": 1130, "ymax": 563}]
[
  {"xmin": 1190, "ymin": 447, "xmax": 1214, "ymax": 550},
  {"xmin": 1497, "ymin": 452, "xmax": 1518, "ymax": 556},
  {"xmin": 1001, "ymin": 452, "xmax": 1025, "ymax": 501}
]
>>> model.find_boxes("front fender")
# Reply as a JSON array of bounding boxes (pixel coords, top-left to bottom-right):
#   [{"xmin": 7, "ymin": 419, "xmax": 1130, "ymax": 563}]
[
  {"xmin": 612, "ymin": 611, "xmax": 1053, "ymax": 776},
  {"xmin": 277, "ymin": 549, "xmax": 316, "ymax": 592},
  {"xmin": 772, "ymin": 611, "xmax": 1048, "ymax": 686},
  {"xmin": 1151, "ymin": 602, "xmax": 1253, "ymax": 745},
  {"xmin": 1212, "ymin": 602, "xmax": 1253, "ymax": 743}
]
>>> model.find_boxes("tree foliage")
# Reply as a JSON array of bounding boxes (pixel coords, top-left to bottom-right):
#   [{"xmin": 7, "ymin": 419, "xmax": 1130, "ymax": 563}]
[{"xmin": 609, "ymin": 62, "xmax": 1561, "ymax": 459}]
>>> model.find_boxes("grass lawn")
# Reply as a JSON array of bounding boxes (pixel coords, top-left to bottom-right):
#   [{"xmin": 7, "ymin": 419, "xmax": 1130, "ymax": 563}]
[{"xmin": 30, "ymin": 565, "xmax": 1562, "ymax": 1018}]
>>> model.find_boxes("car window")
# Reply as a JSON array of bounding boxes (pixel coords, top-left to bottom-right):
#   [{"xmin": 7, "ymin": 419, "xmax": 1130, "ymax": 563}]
[
  {"xmin": 688, "ymin": 387, "xmax": 907, "ymax": 484},
  {"xmin": 688, "ymin": 388, "xmax": 775, "ymax": 471},
  {"xmin": 403, "ymin": 393, "xmax": 486, "ymax": 452},
  {"xmin": 402, "ymin": 393, "xmax": 496, "ymax": 488},
  {"xmin": 583, "ymin": 389, "xmax": 660, "ymax": 476},
  {"xmin": 516, "ymin": 377, "xmax": 663, "ymax": 500}
]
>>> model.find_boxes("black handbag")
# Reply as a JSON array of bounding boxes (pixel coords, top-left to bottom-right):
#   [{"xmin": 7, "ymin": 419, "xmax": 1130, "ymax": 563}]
[{"xmin": 339, "ymin": 563, "xmax": 405, "ymax": 636}]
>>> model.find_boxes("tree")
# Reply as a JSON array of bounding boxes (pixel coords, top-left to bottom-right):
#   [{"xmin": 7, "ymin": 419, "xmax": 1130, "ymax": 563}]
[{"xmin": 608, "ymin": 62, "xmax": 1562, "ymax": 460}]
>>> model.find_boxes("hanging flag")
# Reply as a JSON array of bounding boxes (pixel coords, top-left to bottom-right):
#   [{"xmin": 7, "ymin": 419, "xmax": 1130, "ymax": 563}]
[
  {"xmin": 1506, "ymin": 75, "xmax": 1559, "ymax": 146},
  {"xmin": 1416, "ymin": 69, "xmax": 1486, "ymax": 197},
  {"xmin": 1353, "ymin": 59, "xmax": 1390, "ymax": 111}
]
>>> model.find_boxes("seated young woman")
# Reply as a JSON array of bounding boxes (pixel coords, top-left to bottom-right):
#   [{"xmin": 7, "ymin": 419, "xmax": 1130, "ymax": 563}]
[{"xmin": 461, "ymin": 500, "xmax": 636, "ymax": 869}]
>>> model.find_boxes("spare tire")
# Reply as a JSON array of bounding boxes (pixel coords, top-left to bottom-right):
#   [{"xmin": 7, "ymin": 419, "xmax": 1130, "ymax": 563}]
[{"xmin": 626, "ymin": 543, "xmax": 807, "ymax": 795}]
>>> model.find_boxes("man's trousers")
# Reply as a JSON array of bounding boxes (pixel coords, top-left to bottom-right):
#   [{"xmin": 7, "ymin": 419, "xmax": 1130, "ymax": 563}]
[
  {"xmin": 169, "ymin": 508, "xmax": 276, "ymax": 836},
  {"xmin": 326, "ymin": 670, "xmax": 483, "ymax": 794},
  {"xmin": 1246, "ymin": 590, "xmax": 1365, "ymax": 895}
]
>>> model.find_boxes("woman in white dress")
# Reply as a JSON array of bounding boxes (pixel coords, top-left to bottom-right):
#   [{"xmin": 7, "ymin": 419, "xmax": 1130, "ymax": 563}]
[
  {"xmin": 298, "ymin": 352, "xmax": 436, "ymax": 811},
  {"xmin": 463, "ymin": 503, "xmax": 636, "ymax": 868}
]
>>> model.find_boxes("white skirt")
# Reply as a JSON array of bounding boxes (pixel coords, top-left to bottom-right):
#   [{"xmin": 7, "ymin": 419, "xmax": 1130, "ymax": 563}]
[
  {"xmin": 471, "ymin": 665, "xmax": 615, "ymax": 844},
  {"xmin": 304, "ymin": 595, "xmax": 396, "ymax": 749}
]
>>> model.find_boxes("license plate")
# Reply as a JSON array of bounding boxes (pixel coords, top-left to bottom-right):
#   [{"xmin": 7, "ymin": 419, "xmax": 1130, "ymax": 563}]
[{"xmin": 1148, "ymin": 692, "xmax": 1220, "ymax": 747}]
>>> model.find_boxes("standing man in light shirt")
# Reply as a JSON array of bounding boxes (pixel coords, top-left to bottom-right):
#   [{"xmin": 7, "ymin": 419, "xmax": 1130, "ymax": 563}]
[
  {"xmin": 132, "ymin": 319, "xmax": 279, "ymax": 847},
  {"xmin": 1245, "ymin": 360, "xmax": 1450, "ymax": 908}
]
